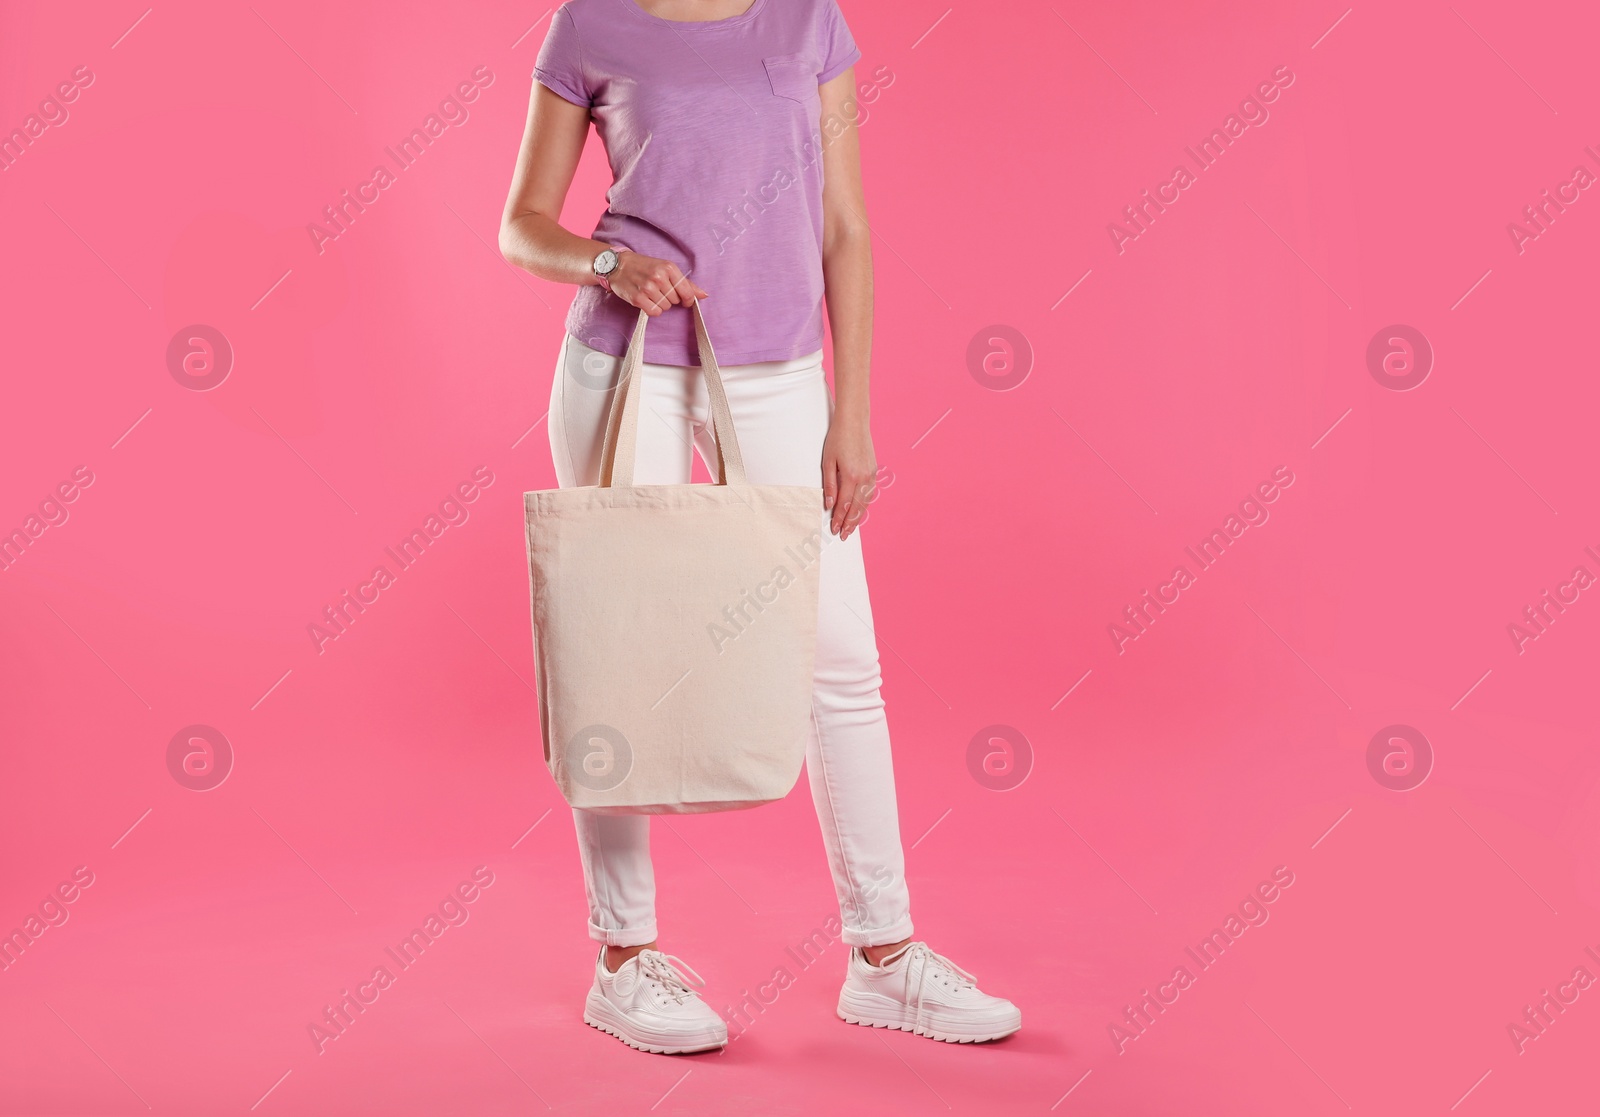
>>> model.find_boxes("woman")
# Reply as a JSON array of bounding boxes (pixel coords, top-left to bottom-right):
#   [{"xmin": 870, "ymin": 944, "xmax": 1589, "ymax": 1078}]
[{"xmin": 499, "ymin": 0, "xmax": 1019, "ymax": 1054}]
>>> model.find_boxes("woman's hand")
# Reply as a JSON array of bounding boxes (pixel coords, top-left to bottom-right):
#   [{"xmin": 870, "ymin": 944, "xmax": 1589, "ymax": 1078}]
[
  {"xmin": 821, "ymin": 409, "xmax": 877, "ymax": 540},
  {"xmin": 608, "ymin": 251, "xmax": 709, "ymax": 316}
]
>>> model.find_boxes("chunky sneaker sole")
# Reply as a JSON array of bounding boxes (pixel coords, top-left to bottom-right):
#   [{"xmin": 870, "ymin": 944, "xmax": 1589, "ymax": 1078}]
[
  {"xmin": 584, "ymin": 989, "xmax": 727, "ymax": 1054},
  {"xmin": 837, "ymin": 986, "xmax": 1021, "ymax": 1044}
]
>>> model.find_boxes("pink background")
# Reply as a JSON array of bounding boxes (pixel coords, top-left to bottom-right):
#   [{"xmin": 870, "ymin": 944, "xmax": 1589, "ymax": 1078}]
[{"xmin": 3, "ymin": 0, "xmax": 1598, "ymax": 1113}]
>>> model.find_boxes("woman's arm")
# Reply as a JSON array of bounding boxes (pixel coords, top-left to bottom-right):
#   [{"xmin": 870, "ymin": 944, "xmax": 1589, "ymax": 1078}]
[
  {"xmin": 498, "ymin": 83, "xmax": 706, "ymax": 313},
  {"xmin": 818, "ymin": 68, "xmax": 875, "ymax": 540}
]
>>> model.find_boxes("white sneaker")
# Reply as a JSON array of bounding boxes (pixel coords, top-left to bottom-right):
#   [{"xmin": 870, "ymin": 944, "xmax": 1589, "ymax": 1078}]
[
  {"xmin": 583, "ymin": 947, "xmax": 728, "ymax": 1054},
  {"xmin": 838, "ymin": 942, "xmax": 1021, "ymax": 1043}
]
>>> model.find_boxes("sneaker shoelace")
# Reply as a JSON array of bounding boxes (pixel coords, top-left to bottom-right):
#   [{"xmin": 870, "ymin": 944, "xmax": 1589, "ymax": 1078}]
[
  {"xmin": 636, "ymin": 950, "xmax": 707, "ymax": 1006},
  {"xmin": 883, "ymin": 943, "xmax": 977, "ymax": 1033}
]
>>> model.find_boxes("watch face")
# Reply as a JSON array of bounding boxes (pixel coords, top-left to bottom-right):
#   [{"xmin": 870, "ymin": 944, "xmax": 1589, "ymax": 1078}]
[{"xmin": 595, "ymin": 249, "xmax": 619, "ymax": 276}]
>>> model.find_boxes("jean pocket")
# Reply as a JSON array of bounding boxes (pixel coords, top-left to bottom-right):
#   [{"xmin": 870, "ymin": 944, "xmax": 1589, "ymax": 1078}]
[{"xmin": 764, "ymin": 54, "xmax": 816, "ymax": 103}]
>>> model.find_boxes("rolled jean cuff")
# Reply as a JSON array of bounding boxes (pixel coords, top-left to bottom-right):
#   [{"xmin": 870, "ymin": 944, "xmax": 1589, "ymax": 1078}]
[
  {"xmin": 839, "ymin": 916, "xmax": 914, "ymax": 950},
  {"xmin": 589, "ymin": 919, "xmax": 658, "ymax": 948}
]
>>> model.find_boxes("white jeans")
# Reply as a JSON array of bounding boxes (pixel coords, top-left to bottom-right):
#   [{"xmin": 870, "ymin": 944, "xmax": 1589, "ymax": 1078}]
[{"xmin": 548, "ymin": 332, "xmax": 913, "ymax": 949}]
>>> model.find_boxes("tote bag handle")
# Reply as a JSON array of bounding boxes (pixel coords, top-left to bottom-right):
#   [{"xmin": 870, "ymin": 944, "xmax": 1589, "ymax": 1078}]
[{"xmin": 597, "ymin": 304, "xmax": 748, "ymax": 489}]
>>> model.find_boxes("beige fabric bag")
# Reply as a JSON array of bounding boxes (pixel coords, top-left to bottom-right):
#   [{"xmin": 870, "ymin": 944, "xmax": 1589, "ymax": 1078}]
[{"xmin": 524, "ymin": 305, "xmax": 823, "ymax": 814}]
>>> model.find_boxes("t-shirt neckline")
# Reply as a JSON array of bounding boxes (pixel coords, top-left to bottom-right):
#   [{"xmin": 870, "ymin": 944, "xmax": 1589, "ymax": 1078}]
[{"xmin": 617, "ymin": 0, "xmax": 769, "ymax": 31}]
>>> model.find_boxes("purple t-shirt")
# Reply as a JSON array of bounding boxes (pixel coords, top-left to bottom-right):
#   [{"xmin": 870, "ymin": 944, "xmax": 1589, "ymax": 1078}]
[{"xmin": 534, "ymin": 0, "xmax": 861, "ymax": 366}]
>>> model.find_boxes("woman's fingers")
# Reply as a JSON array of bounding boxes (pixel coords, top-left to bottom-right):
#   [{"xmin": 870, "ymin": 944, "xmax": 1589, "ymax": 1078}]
[
  {"xmin": 611, "ymin": 254, "xmax": 705, "ymax": 314},
  {"xmin": 839, "ymin": 499, "xmax": 862, "ymax": 539},
  {"xmin": 638, "ymin": 277, "xmax": 673, "ymax": 315},
  {"xmin": 667, "ymin": 265, "xmax": 710, "ymax": 308},
  {"xmin": 834, "ymin": 469, "xmax": 875, "ymax": 538},
  {"xmin": 653, "ymin": 265, "xmax": 682, "ymax": 307},
  {"xmin": 831, "ymin": 474, "xmax": 857, "ymax": 537},
  {"xmin": 823, "ymin": 447, "xmax": 878, "ymax": 538},
  {"xmin": 671, "ymin": 269, "xmax": 708, "ymax": 305}
]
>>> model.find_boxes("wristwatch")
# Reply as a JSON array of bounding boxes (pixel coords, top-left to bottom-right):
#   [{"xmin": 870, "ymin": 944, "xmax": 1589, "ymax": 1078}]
[{"xmin": 592, "ymin": 247, "xmax": 622, "ymax": 293}]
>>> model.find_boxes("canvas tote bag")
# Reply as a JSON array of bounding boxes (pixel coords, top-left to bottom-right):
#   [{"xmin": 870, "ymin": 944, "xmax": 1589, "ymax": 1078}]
[{"xmin": 524, "ymin": 304, "xmax": 823, "ymax": 814}]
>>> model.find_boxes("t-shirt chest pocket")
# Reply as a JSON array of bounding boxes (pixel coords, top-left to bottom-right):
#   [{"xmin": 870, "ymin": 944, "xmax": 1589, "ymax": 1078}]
[{"xmin": 763, "ymin": 54, "xmax": 817, "ymax": 103}]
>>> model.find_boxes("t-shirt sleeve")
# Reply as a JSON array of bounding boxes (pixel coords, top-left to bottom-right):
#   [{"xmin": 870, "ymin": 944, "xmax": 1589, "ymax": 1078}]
[
  {"xmin": 817, "ymin": 0, "xmax": 862, "ymax": 85},
  {"xmin": 533, "ymin": 5, "xmax": 592, "ymax": 107}
]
